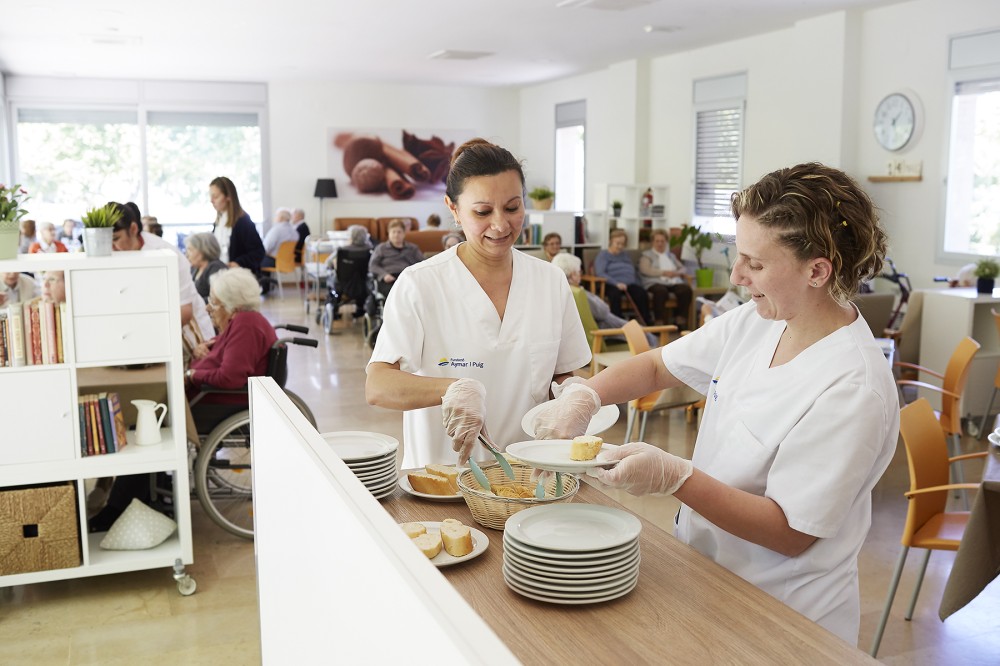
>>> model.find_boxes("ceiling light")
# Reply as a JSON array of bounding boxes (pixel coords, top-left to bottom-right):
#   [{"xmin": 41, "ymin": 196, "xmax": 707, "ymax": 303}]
[
  {"xmin": 557, "ymin": 0, "xmax": 657, "ymax": 10},
  {"xmin": 643, "ymin": 25, "xmax": 681, "ymax": 34},
  {"xmin": 427, "ymin": 50, "xmax": 493, "ymax": 61}
]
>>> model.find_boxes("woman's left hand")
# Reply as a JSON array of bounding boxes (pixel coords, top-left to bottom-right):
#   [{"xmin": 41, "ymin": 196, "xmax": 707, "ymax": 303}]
[
  {"xmin": 441, "ymin": 378, "xmax": 492, "ymax": 464},
  {"xmin": 589, "ymin": 442, "xmax": 693, "ymax": 496}
]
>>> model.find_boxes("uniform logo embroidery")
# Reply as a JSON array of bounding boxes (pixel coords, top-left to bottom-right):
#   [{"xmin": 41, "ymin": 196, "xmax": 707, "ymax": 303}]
[
  {"xmin": 439, "ymin": 357, "xmax": 485, "ymax": 369},
  {"xmin": 438, "ymin": 357, "xmax": 449, "ymax": 366},
  {"xmin": 711, "ymin": 377, "xmax": 720, "ymax": 402}
]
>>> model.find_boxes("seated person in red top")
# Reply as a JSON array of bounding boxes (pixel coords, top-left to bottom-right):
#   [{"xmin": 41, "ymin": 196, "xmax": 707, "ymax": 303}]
[
  {"xmin": 29, "ymin": 221, "xmax": 69, "ymax": 253},
  {"xmin": 186, "ymin": 267, "xmax": 277, "ymax": 430}
]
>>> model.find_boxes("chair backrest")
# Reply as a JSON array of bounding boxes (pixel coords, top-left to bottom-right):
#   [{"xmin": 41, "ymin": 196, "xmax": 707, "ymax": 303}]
[
  {"xmin": 273, "ymin": 240, "xmax": 299, "ymax": 272},
  {"xmin": 336, "ymin": 246, "xmax": 372, "ymax": 301},
  {"xmin": 896, "ymin": 290, "xmax": 923, "ymax": 366},
  {"xmin": 940, "ymin": 336, "xmax": 980, "ymax": 434},
  {"xmin": 899, "ymin": 398, "xmax": 953, "ymax": 547},
  {"xmin": 571, "ymin": 286, "xmax": 598, "ymax": 350},
  {"xmin": 621, "ymin": 320, "xmax": 662, "ymax": 410},
  {"xmin": 333, "ymin": 218, "xmax": 376, "ymax": 236},
  {"xmin": 853, "ymin": 292, "xmax": 896, "ymax": 337},
  {"xmin": 374, "ymin": 217, "xmax": 418, "ymax": 242}
]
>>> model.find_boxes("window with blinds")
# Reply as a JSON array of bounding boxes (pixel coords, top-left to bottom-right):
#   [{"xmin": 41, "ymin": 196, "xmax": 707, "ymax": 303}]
[
  {"xmin": 694, "ymin": 106, "xmax": 743, "ymax": 218},
  {"xmin": 692, "ymin": 73, "xmax": 746, "ymax": 235}
]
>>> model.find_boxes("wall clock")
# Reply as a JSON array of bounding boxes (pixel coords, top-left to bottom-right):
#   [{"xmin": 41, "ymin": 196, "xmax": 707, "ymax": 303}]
[{"xmin": 873, "ymin": 92, "xmax": 917, "ymax": 152}]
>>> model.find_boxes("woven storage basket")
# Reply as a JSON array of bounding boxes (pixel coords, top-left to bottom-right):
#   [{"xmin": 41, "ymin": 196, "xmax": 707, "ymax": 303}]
[
  {"xmin": 0, "ymin": 482, "xmax": 81, "ymax": 575},
  {"xmin": 457, "ymin": 462, "xmax": 578, "ymax": 530}
]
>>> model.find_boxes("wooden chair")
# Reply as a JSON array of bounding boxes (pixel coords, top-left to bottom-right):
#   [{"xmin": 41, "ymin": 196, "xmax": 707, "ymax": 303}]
[
  {"xmin": 896, "ymin": 336, "xmax": 980, "ymax": 489},
  {"xmin": 869, "ymin": 398, "xmax": 985, "ymax": 657},
  {"xmin": 571, "ymin": 287, "xmax": 672, "ymax": 377},
  {"xmin": 620, "ymin": 319, "xmax": 703, "ymax": 442},
  {"xmin": 976, "ymin": 309, "xmax": 1000, "ymax": 440},
  {"xmin": 260, "ymin": 240, "xmax": 300, "ymax": 298}
]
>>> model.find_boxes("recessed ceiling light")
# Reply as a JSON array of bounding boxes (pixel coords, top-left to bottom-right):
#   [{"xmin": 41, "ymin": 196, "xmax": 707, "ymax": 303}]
[
  {"xmin": 643, "ymin": 25, "xmax": 681, "ymax": 34},
  {"xmin": 427, "ymin": 50, "xmax": 494, "ymax": 61},
  {"xmin": 557, "ymin": 0, "xmax": 656, "ymax": 9}
]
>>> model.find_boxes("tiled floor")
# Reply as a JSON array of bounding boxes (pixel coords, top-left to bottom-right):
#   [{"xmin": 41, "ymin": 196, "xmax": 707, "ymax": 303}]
[{"xmin": 2, "ymin": 290, "xmax": 998, "ymax": 664}]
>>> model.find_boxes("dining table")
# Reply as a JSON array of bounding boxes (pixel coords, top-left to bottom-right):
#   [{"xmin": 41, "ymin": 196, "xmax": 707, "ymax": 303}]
[
  {"xmin": 384, "ymin": 477, "xmax": 875, "ymax": 664},
  {"xmin": 939, "ymin": 441, "xmax": 1000, "ymax": 619}
]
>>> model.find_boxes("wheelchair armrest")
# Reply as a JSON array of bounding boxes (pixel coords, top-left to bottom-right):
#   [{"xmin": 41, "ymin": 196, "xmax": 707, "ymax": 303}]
[
  {"xmin": 275, "ymin": 323, "xmax": 309, "ymax": 334},
  {"xmin": 291, "ymin": 337, "xmax": 319, "ymax": 348}
]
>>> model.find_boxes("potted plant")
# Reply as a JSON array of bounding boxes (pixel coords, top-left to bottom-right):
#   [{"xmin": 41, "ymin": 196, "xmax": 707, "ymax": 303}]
[
  {"xmin": 611, "ymin": 200, "xmax": 623, "ymax": 217},
  {"xmin": 0, "ymin": 184, "xmax": 30, "ymax": 260},
  {"xmin": 974, "ymin": 257, "xmax": 999, "ymax": 294},
  {"xmin": 670, "ymin": 224, "xmax": 722, "ymax": 288},
  {"xmin": 528, "ymin": 187, "xmax": 554, "ymax": 211},
  {"xmin": 81, "ymin": 204, "xmax": 122, "ymax": 257}
]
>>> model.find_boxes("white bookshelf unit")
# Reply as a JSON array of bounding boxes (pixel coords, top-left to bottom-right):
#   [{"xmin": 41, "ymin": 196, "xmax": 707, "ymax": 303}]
[
  {"xmin": 598, "ymin": 184, "xmax": 670, "ymax": 249},
  {"xmin": 0, "ymin": 251, "xmax": 194, "ymax": 591},
  {"xmin": 517, "ymin": 210, "xmax": 606, "ymax": 250}
]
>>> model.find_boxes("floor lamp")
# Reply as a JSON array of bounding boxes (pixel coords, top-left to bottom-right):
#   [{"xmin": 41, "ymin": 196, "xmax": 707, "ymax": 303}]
[{"xmin": 314, "ymin": 178, "xmax": 338, "ymax": 237}]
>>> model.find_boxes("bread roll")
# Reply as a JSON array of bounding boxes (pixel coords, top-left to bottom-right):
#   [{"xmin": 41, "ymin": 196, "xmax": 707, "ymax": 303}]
[
  {"xmin": 400, "ymin": 522, "xmax": 426, "ymax": 539},
  {"xmin": 425, "ymin": 464, "xmax": 459, "ymax": 492},
  {"xmin": 570, "ymin": 435, "xmax": 603, "ymax": 461},
  {"xmin": 412, "ymin": 532, "xmax": 442, "ymax": 559},
  {"xmin": 440, "ymin": 518, "xmax": 464, "ymax": 529},
  {"xmin": 407, "ymin": 472, "xmax": 454, "ymax": 496},
  {"xmin": 440, "ymin": 522, "xmax": 474, "ymax": 557}
]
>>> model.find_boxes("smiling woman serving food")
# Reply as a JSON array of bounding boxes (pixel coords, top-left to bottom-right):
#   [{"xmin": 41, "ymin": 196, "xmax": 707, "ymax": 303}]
[
  {"xmin": 365, "ymin": 138, "xmax": 590, "ymax": 469},
  {"xmin": 533, "ymin": 163, "xmax": 899, "ymax": 645}
]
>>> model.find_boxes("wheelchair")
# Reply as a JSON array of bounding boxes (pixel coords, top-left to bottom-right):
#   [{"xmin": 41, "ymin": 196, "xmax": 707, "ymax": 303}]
[
  {"xmin": 361, "ymin": 272, "xmax": 385, "ymax": 348},
  {"xmin": 320, "ymin": 245, "xmax": 371, "ymax": 335},
  {"xmin": 188, "ymin": 323, "xmax": 318, "ymax": 539}
]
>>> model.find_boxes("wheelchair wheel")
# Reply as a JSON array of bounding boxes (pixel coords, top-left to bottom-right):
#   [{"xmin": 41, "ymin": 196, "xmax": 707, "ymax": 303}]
[
  {"xmin": 363, "ymin": 313, "xmax": 381, "ymax": 348},
  {"xmin": 284, "ymin": 389, "xmax": 317, "ymax": 428},
  {"xmin": 195, "ymin": 412, "xmax": 254, "ymax": 539},
  {"xmin": 322, "ymin": 301, "xmax": 336, "ymax": 335}
]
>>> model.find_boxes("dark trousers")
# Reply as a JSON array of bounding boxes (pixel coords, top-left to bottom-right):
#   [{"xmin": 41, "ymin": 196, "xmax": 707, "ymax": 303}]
[
  {"xmin": 648, "ymin": 283, "xmax": 693, "ymax": 325},
  {"xmin": 605, "ymin": 282, "xmax": 653, "ymax": 325}
]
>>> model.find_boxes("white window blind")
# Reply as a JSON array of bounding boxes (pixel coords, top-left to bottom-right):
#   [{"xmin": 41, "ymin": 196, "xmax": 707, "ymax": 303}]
[{"xmin": 694, "ymin": 105, "xmax": 743, "ymax": 217}]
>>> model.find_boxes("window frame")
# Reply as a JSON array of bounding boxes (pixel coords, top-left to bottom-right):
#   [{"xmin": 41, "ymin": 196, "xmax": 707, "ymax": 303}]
[
  {"xmin": 691, "ymin": 73, "xmax": 746, "ymax": 237},
  {"xmin": 553, "ymin": 99, "xmax": 586, "ymax": 213}
]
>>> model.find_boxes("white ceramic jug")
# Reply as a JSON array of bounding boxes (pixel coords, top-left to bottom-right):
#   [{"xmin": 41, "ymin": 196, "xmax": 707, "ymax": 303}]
[{"xmin": 132, "ymin": 399, "xmax": 168, "ymax": 446}]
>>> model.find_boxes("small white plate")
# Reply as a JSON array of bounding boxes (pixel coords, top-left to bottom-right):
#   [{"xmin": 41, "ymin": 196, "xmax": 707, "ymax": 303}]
[
  {"xmin": 405, "ymin": 521, "xmax": 489, "ymax": 568},
  {"xmin": 521, "ymin": 403, "xmax": 620, "ymax": 438},
  {"xmin": 505, "ymin": 504, "xmax": 642, "ymax": 551},
  {"xmin": 397, "ymin": 470, "xmax": 464, "ymax": 502},
  {"xmin": 322, "ymin": 431, "xmax": 399, "ymax": 463},
  {"xmin": 505, "ymin": 440, "xmax": 621, "ymax": 474}
]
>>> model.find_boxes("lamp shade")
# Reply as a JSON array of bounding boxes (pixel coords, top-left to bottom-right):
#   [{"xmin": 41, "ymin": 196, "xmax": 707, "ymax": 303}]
[{"xmin": 314, "ymin": 178, "xmax": 338, "ymax": 199}]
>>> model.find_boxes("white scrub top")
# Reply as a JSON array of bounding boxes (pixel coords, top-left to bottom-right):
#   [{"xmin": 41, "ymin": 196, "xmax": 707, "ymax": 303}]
[
  {"xmin": 369, "ymin": 246, "xmax": 591, "ymax": 469},
  {"xmin": 662, "ymin": 301, "xmax": 898, "ymax": 645}
]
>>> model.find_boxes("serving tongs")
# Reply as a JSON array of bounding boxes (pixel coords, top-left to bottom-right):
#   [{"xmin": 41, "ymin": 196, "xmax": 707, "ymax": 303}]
[{"xmin": 467, "ymin": 433, "xmax": 517, "ymax": 494}]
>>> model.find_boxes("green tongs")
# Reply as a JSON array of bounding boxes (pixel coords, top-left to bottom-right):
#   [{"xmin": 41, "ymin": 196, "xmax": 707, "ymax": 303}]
[{"xmin": 467, "ymin": 433, "xmax": 516, "ymax": 493}]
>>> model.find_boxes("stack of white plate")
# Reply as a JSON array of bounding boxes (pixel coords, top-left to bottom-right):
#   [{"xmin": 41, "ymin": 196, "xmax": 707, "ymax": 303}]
[
  {"xmin": 322, "ymin": 431, "xmax": 399, "ymax": 500},
  {"xmin": 502, "ymin": 504, "xmax": 642, "ymax": 605}
]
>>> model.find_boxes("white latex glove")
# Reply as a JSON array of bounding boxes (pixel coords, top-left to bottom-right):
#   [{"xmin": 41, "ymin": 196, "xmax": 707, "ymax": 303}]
[
  {"xmin": 441, "ymin": 378, "xmax": 493, "ymax": 465},
  {"xmin": 550, "ymin": 375, "xmax": 588, "ymax": 399},
  {"xmin": 532, "ymin": 383, "xmax": 601, "ymax": 440},
  {"xmin": 588, "ymin": 442, "xmax": 693, "ymax": 496}
]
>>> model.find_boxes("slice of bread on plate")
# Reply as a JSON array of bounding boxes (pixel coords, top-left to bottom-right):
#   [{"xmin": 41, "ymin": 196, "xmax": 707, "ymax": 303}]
[
  {"xmin": 400, "ymin": 522, "xmax": 427, "ymax": 539},
  {"xmin": 440, "ymin": 521, "xmax": 474, "ymax": 557},
  {"xmin": 412, "ymin": 532, "xmax": 442, "ymax": 558},
  {"xmin": 424, "ymin": 464, "xmax": 460, "ymax": 492},
  {"xmin": 407, "ymin": 472, "xmax": 454, "ymax": 496}
]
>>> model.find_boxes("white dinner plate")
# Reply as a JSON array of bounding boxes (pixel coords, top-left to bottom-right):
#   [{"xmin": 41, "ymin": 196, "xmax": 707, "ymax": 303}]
[
  {"xmin": 504, "ymin": 561, "xmax": 640, "ymax": 593},
  {"xmin": 405, "ymin": 522, "xmax": 489, "ymax": 568},
  {"xmin": 505, "ymin": 440, "xmax": 621, "ymax": 474},
  {"xmin": 347, "ymin": 455, "xmax": 397, "ymax": 472},
  {"xmin": 354, "ymin": 464, "xmax": 397, "ymax": 482},
  {"xmin": 397, "ymin": 470, "xmax": 464, "ymax": 502},
  {"xmin": 503, "ymin": 568, "xmax": 638, "ymax": 605},
  {"xmin": 505, "ymin": 504, "xmax": 642, "ymax": 551},
  {"xmin": 521, "ymin": 403, "xmax": 620, "ymax": 438},
  {"xmin": 504, "ymin": 535, "xmax": 639, "ymax": 566},
  {"xmin": 504, "ymin": 548, "xmax": 640, "ymax": 580},
  {"xmin": 322, "ymin": 431, "xmax": 399, "ymax": 463}
]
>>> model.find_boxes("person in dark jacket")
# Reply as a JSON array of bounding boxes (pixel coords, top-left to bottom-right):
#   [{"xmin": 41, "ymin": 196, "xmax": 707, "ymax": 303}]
[{"xmin": 209, "ymin": 176, "xmax": 265, "ymax": 274}]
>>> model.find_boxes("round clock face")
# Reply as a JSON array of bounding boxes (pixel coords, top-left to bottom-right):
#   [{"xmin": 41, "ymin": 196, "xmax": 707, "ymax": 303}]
[{"xmin": 873, "ymin": 93, "xmax": 916, "ymax": 151}]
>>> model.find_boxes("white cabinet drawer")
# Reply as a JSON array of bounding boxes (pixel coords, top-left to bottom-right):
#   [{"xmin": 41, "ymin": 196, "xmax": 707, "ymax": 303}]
[
  {"xmin": 0, "ymin": 369, "xmax": 76, "ymax": 465},
  {"xmin": 71, "ymin": 267, "xmax": 170, "ymax": 316},
  {"xmin": 74, "ymin": 313, "xmax": 171, "ymax": 363}
]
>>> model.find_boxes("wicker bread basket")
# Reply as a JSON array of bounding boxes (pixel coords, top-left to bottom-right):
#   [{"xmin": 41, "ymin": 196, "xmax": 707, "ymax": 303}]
[{"xmin": 457, "ymin": 462, "xmax": 578, "ymax": 530}]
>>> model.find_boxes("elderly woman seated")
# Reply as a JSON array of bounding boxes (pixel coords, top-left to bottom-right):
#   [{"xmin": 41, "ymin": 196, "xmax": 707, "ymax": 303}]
[
  {"xmin": 593, "ymin": 228, "xmax": 654, "ymax": 324},
  {"xmin": 185, "ymin": 232, "xmax": 228, "ymax": 302},
  {"xmin": 187, "ymin": 267, "xmax": 277, "ymax": 429},
  {"xmin": 552, "ymin": 253, "xmax": 656, "ymax": 348},
  {"xmin": 325, "ymin": 224, "xmax": 372, "ymax": 321},
  {"xmin": 369, "ymin": 218, "xmax": 424, "ymax": 297}
]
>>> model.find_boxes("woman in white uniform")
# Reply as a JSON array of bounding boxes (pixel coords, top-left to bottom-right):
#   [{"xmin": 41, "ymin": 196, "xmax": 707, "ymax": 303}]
[
  {"xmin": 534, "ymin": 163, "xmax": 899, "ymax": 645},
  {"xmin": 366, "ymin": 139, "xmax": 591, "ymax": 469}
]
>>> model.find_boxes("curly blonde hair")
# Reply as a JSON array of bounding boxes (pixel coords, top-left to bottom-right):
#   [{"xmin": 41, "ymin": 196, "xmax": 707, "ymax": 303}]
[{"xmin": 730, "ymin": 163, "xmax": 887, "ymax": 302}]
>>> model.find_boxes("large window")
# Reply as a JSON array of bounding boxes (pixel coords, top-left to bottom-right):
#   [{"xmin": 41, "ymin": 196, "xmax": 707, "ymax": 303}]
[
  {"xmin": 944, "ymin": 78, "xmax": 1000, "ymax": 257},
  {"xmin": 14, "ymin": 105, "xmax": 262, "ymax": 245},
  {"xmin": 554, "ymin": 100, "xmax": 586, "ymax": 212},
  {"xmin": 692, "ymin": 73, "xmax": 746, "ymax": 236}
]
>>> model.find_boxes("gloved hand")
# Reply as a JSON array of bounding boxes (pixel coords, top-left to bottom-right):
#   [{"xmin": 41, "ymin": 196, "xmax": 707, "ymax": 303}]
[
  {"xmin": 532, "ymin": 383, "xmax": 601, "ymax": 440},
  {"xmin": 441, "ymin": 378, "xmax": 492, "ymax": 465},
  {"xmin": 588, "ymin": 442, "xmax": 693, "ymax": 496},
  {"xmin": 550, "ymin": 375, "xmax": 588, "ymax": 399}
]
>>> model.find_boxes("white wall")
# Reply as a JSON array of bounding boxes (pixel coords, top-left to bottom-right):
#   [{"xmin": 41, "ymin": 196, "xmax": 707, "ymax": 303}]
[
  {"xmin": 519, "ymin": 0, "xmax": 1000, "ymax": 289},
  {"xmin": 268, "ymin": 81, "xmax": 519, "ymax": 233}
]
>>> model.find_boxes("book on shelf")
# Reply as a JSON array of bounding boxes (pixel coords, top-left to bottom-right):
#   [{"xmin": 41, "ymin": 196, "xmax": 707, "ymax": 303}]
[
  {"xmin": 98, "ymin": 393, "xmax": 116, "ymax": 454},
  {"xmin": 78, "ymin": 392, "xmax": 127, "ymax": 456},
  {"xmin": 80, "ymin": 394, "xmax": 94, "ymax": 456},
  {"xmin": 108, "ymin": 392, "xmax": 128, "ymax": 452},
  {"xmin": 92, "ymin": 395, "xmax": 107, "ymax": 455},
  {"xmin": 7, "ymin": 304, "xmax": 25, "ymax": 367},
  {"xmin": 0, "ymin": 316, "xmax": 7, "ymax": 367}
]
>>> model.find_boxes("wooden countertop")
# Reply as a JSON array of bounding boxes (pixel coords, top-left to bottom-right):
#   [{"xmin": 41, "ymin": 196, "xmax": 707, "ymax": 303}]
[{"xmin": 383, "ymin": 479, "xmax": 874, "ymax": 664}]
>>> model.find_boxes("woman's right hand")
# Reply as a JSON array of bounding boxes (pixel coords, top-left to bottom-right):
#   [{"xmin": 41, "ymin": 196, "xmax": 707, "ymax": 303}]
[
  {"xmin": 532, "ymin": 382, "xmax": 601, "ymax": 439},
  {"xmin": 441, "ymin": 378, "xmax": 492, "ymax": 464}
]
